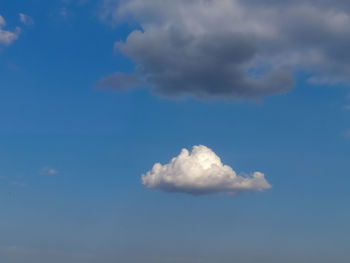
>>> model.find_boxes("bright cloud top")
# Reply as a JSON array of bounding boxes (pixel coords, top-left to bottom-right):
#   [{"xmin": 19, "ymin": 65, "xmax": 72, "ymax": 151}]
[{"xmin": 142, "ymin": 145, "xmax": 271, "ymax": 195}]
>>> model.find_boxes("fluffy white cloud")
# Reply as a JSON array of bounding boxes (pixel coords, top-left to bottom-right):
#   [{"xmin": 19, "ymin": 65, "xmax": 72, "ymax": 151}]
[
  {"xmin": 0, "ymin": 15, "xmax": 21, "ymax": 46},
  {"xmin": 142, "ymin": 145, "xmax": 271, "ymax": 195}
]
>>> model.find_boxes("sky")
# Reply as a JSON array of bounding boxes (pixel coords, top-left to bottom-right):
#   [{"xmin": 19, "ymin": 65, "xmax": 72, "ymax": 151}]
[{"xmin": 0, "ymin": 0, "xmax": 350, "ymax": 262}]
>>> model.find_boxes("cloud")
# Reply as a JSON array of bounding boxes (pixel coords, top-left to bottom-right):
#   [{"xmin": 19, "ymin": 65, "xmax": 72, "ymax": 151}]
[
  {"xmin": 343, "ymin": 104, "xmax": 350, "ymax": 110},
  {"xmin": 0, "ymin": 15, "xmax": 21, "ymax": 46},
  {"xmin": 95, "ymin": 72, "xmax": 142, "ymax": 90},
  {"xmin": 59, "ymin": 7, "xmax": 69, "ymax": 18},
  {"xmin": 0, "ymin": 16, "xmax": 5, "ymax": 27},
  {"xmin": 344, "ymin": 129, "xmax": 350, "ymax": 138},
  {"xmin": 19, "ymin": 13, "xmax": 34, "ymax": 26},
  {"xmin": 142, "ymin": 145, "xmax": 271, "ymax": 195},
  {"xmin": 40, "ymin": 167, "xmax": 59, "ymax": 176},
  {"xmin": 98, "ymin": 0, "xmax": 350, "ymax": 100}
]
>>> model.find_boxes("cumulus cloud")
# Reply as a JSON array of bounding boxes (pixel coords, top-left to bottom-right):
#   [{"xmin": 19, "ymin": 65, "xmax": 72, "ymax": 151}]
[
  {"xmin": 142, "ymin": 145, "xmax": 271, "ymax": 195},
  {"xmin": 0, "ymin": 15, "xmax": 21, "ymax": 46},
  {"xmin": 19, "ymin": 13, "xmax": 34, "ymax": 26},
  {"xmin": 97, "ymin": 0, "xmax": 350, "ymax": 100}
]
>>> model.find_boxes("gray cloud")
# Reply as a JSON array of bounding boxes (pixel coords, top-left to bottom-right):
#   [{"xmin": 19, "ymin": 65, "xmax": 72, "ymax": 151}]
[
  {"xmin": 98, "ymin": 0, "xmax": 350, "ymax": 100},
  {"xmin": 95, "ymin": 72, "xmax": 142, "ymax": 90}
]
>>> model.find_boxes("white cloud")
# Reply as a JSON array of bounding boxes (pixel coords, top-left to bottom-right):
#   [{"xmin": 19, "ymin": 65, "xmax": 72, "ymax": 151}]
[
  {"xmin": 19, "ymin": 13, "xmax": 34, "ymax": 26},
  {"xmin": 0, "ymin": 15, "xmax": 21, "ymax": 46},
  {"xmin": 142, "ymin": 145, "xmax": 271, "ymax": 195}
]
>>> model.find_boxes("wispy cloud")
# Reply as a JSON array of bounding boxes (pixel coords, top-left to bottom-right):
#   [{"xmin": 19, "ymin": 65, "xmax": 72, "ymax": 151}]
[
  {"xmin": 59, "ymin": 7, "xmax": 69, "ymax": 18},
  {"xmin": 19, "ymin": 13, "xmax": 34, "ymax": 26},
  {"xmin": 0, "ymin": 15, "xmax": 21, "ymax": 46},
  {"xmin": 343, "ymin": 104, "xmax": 350, "ymax": 110},
  {"xmin": 344, "ymin": 129, "xmax": 350, "ymax": 138},
  {"xmin": 142, "ymin": 145, "xmax": 271, "ymax": 195},
  {"xmin": 40, "ymin": 167, "xmax": 59, "ymax": 176},
  {"xmin": 96, "ymin": 72, "xmax": 142, "ymax": 90}
]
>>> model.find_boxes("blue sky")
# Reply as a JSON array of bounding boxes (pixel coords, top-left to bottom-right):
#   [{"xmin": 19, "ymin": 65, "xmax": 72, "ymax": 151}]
[{"xmin": 1, "ymin": 0, "xmax": 350, "ymax": 262}]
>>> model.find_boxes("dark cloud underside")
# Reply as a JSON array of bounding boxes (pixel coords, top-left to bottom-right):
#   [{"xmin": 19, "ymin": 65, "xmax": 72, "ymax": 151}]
[{"xmin": 98, "ymin": 0, "xmax": 350, "ymax": 100}]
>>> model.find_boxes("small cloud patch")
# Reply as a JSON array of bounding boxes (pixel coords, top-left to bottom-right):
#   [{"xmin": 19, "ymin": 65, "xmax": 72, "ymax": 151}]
[
  {"xmin": 40, "ymin": 167, "xmax": 59, "ymax": 176},
  {"xmin": 19, "ymin": 13, "xmax": 34, "ymax": 26}
]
